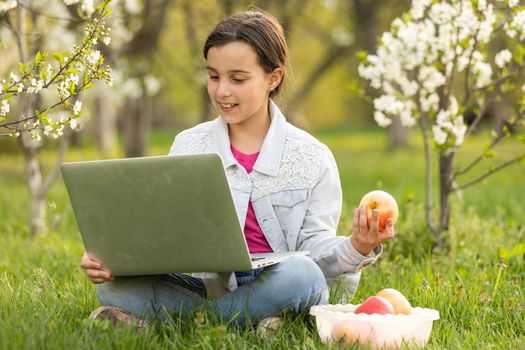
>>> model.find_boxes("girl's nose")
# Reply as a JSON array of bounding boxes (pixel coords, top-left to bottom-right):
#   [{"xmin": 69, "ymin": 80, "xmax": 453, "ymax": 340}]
[{"xmin": 217, "ymin": 82, "xmax": 232, "ymax": 97}]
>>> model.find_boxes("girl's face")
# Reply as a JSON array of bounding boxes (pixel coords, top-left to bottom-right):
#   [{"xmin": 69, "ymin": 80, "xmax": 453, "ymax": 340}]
[{"xmin": 206, "ymin": 41, "xmax": 282, "ymax": 128}]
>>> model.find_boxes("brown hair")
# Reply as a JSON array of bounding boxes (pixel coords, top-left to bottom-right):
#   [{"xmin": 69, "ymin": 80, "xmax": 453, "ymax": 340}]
[{"xmin": 203, "ymin": 11, "xmax": 289, "ymax": 98}]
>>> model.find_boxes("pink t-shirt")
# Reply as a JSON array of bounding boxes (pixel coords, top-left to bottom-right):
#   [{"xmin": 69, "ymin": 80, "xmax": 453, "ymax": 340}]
[{"xmin": 230, "ymin": 145, "xmax": 273, "ymax": 253}]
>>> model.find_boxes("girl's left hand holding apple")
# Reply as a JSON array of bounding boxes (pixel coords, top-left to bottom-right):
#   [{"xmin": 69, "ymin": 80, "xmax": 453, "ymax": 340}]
[{"xmin": 350, "ymin": 205, "xmax": 395, "ymax": 256}]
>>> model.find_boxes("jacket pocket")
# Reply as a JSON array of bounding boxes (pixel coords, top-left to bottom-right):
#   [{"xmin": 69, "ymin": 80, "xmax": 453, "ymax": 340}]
[
  {"xmin": 270, "ymin": 189, "xmax": 308, "ymax": 249},
  {"xmin": 270, "ymin": 189, "xmax": 308, "ymax": 208}
]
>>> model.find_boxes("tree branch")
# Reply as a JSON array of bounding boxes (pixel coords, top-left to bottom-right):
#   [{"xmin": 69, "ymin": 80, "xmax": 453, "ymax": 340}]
[
  {"xmin": 453, "ymin": 154, "xmax": 525, "ymax": 191},
  {"xmin": 455, "ymin": 119, "xmax": 512, "ymax": 176},
  {"xmin": 0, "ymin": 72, "xmax": 100, "ymax": 130}
]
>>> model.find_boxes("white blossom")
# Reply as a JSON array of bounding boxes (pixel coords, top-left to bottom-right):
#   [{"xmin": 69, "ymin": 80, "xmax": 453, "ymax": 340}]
[
  {"xmin": 27, "ymin": 79, "xmax": 44, "ymax": 94},
  {"xmin": 124, "ymin": 0, "xmax": 142, "ymax": 14},
  {"xmin": 495, "ymin": 49, "xmax": 512, "ymax": 68},
  {"xmin": 43, "ymin": 125, "xmax": 54, "ymax": 136},
  {"xmin": 418, "ymin": 66, "xmax": 446, "ymax": 92},
  {"xmin": 399, "ymin": 78, "xmax": 419, "ymax": 98},
  {"xmin": 374, "ymin": 95, "xmax": 405, "ymax": 115},
  {"xmin": 432, "ymin": 125, "xmax": 448, "ymax": 145},
  {"xmin": 102, "ymin": 35, "xmax": 111, "ymax": 45},
  {"xmin": 400, "ymin": 102, "xmax": 417, "ymax": 127},
  {"xmin": 57, "ymin": 80, "xmax": 71, "ymax": 98},
  {"xmin": 144, "ymin": 75, "xmax": 161, "ymax": 96},
  {"xmin": 374, "ymin": 111, "xmax": 392, "ymax": 127},
  {"xmin": 472, "ymin": 60, "xmax": 492, "ymax": 88},
  {"xmin": 411, "ymin": 0, "xmax": 432, "ymax": 20},
  {"xmin": 9, "ymin": 72, "xmax": 19, "ymax": 82},
  {"xmin": 29, "ymin": 129, "xmax": 42, "ymax": 141},
  {"xmin": 70, "ymin": 74, "xmax": 79, "ymax": 86},
  {"xmin": 0, "ymin": 0, "xmax": 17, "ymax": 13},
  {"xmin": 80, "ymin": 0, "xmax": 95, "ymax": 17},
  {"xmin": 505, "ymin": 10, "xmax": 525, "ymax": 40},
  {"xmin": 358, "ymin": 0, "xmax": 521, "ymax": 150},
  {"xmin": 86, "ymin": 50, "xmax": 101, "ymax": 65},
  {"xmin": 332, "ymin": 27, "xmax": 354, "ymax": 47},
  {"xmin": 452, "ymin": 118, "xmax": 467, "ymax": 146},
  {"xmin": 46, "ymin": 64, "xmax": 53, "ymax": 79},
  {"xmin": 69, "ymin": 118, "xmax": 80, "ymax": 129},
  {"xmin": 0, "ymin": 99, "xmax": 10, "ymax": 116},
  {"xmin": 73, "ymin": 100, "xmax": 82, "ymax": 115},
  {"xmin": 476, "ymin": 5, "xmax": 496, "ymax": 43},
  {"xmin": 478, "ymin": 0, "xmax": 487, "ymax": 11},
  {"xmin": 420, "ymin": 92, "xmax": 439, "ymax": 113},
  {"xmin": 44, "ymin": 124, "xmax": 64, "ymax": 139}
]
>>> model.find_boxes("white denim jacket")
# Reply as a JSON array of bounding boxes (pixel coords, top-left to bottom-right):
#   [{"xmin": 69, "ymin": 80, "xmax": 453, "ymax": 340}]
[{"xmin": 169, "ymin": 101, "xmax": 381, "ymax": 299}]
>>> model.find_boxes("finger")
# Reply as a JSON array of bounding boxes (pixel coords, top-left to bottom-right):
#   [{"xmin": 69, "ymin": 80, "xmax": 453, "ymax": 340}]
[
  {"xmin": 380, "ymin": 219, "xmax": 395, "ymax": 241},
  {"xmin": 369, "ymin": 209, "xmax": 380, "ymax": 235},
  {"xmin": 80, "ymin": 259, "xmax": 102, "ymax": 270},
  {"xmin": 86, "ymin": 269, "xmax": 112, "ymax": 280},
  {"xmin": 359, "ymin": 204, "xmax": 369, "ymax": 234},
  {"xmin": 353, "ymin": 208, "xmax": 360, "ymax": 233},
  {"xmin": 90, "ymin": 277, "xmax": 109, "ymax": 284}
]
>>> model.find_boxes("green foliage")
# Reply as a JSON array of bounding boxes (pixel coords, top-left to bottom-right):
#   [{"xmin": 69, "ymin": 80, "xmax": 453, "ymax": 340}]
[{"xmin": 1, "ymin": 129, "xmax": 524, "ymax": 349}]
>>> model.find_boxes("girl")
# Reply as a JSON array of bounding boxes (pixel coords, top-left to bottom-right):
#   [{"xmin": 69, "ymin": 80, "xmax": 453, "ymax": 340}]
[{"xmin": 81, "ymin": 10, "xmax": 394, "ymax": 330}]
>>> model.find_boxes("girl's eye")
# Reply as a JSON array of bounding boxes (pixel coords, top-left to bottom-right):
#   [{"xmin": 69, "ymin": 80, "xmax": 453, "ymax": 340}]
[
  {"xmin": 208, "ymin": 75, "xmax": 219, "ymax": 80},
  {"xmin": 232, "ymin": 78, "xmax": 245, "ymax": 83}
]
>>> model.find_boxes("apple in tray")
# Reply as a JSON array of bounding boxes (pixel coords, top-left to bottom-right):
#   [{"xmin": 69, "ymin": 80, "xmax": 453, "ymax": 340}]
[{"xmin": 354, "ymin": 295, "xmax": 395, "ymax": 315}]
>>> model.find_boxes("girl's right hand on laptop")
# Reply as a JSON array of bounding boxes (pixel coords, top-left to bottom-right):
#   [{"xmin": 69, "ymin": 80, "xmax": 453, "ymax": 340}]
[{"xmin": 80, "ymin": 252, "xmax": 114, "ymax": 284}]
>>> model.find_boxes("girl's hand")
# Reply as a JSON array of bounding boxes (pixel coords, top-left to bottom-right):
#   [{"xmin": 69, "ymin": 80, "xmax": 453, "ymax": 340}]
[
  {"xmin": 80, "ymin": 252, "xmax": 114, "ymax": 284},
  {"xmin": 350, "ymin": 204, "xmax": 395, "ymax": 256}
]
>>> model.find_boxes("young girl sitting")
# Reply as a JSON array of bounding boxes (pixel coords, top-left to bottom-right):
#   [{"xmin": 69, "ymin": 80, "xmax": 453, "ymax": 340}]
[{"xmin": 80, "ymin": 10, "xmax": 394, "ymax": 330}]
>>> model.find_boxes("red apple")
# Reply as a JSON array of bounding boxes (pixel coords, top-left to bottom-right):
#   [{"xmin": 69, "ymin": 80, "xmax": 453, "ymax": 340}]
[
  {"xmin": 376, "ymin": 288, "xmax": 412, "ymax": 315},
  {"xmin": 359, "ymin": 190, "xmax": 399, "ymax": 231},
  {"xmin": 354, "ymin": 296, "xmax": 395, "ymax": 315}
]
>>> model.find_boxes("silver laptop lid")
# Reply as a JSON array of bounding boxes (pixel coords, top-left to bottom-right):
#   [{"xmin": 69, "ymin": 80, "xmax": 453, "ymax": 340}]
[{"xmin": 61, "ymin": 154, "xmax": 255, "ymax": 275}]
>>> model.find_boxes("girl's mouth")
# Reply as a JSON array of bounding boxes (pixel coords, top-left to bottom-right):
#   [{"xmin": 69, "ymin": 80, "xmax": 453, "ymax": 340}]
[{"xmin": 219, "ymin": 103, "xmax": 237, "ymax": 112}]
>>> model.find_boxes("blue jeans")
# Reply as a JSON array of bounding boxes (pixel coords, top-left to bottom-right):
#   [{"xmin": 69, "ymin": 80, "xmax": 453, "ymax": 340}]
[{"xmin": 96, "ymin": 255, "xmax": 329, "ymax": 326}]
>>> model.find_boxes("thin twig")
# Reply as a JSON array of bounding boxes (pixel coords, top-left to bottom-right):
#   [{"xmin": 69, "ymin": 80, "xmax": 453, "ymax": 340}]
[
  {"xmin": 453, "ymin": 154, "xmax": 525, "ymax": 191},
  {"xmin": 455, "ymin": 122, "xmax": 510, "ymax": 177}
]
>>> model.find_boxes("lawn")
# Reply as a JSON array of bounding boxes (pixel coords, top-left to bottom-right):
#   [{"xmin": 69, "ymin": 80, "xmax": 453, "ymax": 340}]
[{"xmin": 1, "ymin": 128, "xmax": 524, "ymax": 349}]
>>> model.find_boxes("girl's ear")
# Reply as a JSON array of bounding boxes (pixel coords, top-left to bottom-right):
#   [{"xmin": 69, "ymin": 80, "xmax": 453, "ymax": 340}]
[{"xmin": 268, "ymin": 67, "xmax": 284, "ymax": 91}]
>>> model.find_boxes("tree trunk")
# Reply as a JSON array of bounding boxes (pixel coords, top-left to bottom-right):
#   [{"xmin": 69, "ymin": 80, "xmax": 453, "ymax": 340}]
[
  {"xmin": 438, "ymin": 152, "xmax": 454, "ymax": 234},
  {"xmin": 93, "ymin": 93, "xmax": 118, "ymax": 153},
  {"xmin": 389, "ymin": 116, "xmax": 409, "ymax": 149},
  {"xmin": 124, "ymin": 91, "xmax": 152, "ymax": 158},
  {"xmin": 18, "ymin": 133, "xmax": 45, "ymax": 235}
]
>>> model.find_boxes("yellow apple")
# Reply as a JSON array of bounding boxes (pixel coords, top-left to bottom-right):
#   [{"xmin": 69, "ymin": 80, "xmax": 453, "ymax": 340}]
[
  {"xmin": 376, "ymin": 288, "xmax": 412, "ymax": 315},
  {"xmin": 331, "ymin": 320, "xmax": 371, "ymax": 345},
  {"xmin": 359, "ymin": 190, "xmax": 399, "ymax": 231}
]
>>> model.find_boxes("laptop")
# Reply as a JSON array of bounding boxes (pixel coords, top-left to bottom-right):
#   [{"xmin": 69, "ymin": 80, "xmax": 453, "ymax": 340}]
[{"xmin": 61, "ymin": 153, "xmax": 308, "ymax": 276}]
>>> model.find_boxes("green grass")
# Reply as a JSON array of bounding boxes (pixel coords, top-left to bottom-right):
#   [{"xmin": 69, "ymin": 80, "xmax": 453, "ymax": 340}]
[{"xmin": 1, "ymin": 129, "xmax": 524, "ymax": 349}]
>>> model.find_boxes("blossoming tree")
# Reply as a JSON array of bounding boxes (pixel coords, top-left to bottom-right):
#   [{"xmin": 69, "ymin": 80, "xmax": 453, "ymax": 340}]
[
  {"xmin": 358, "ymin": 0, "xmax": 525, "ymax": 242},
  {"xmin": 0, "ymin": 0, "xmax": 112, "ymax": 234}
]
